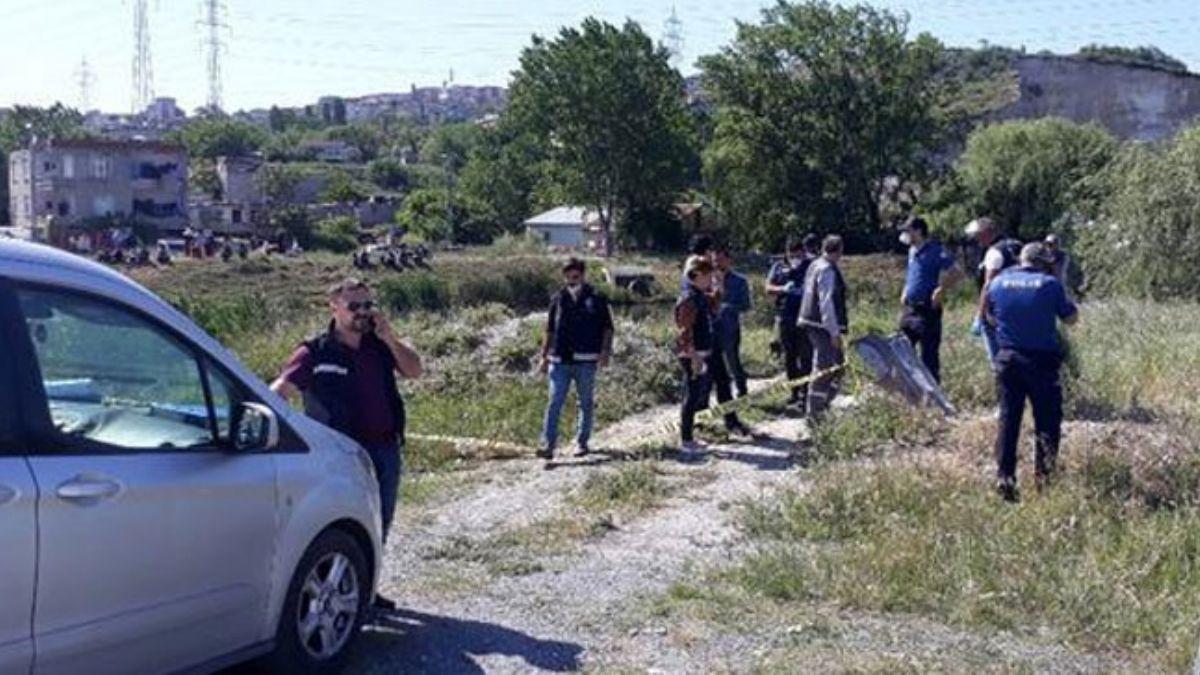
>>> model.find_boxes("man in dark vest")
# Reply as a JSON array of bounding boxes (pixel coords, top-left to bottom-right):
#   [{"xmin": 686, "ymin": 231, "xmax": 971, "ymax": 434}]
[
  {"xmin": 271, "ymin": 278, "xmax": 422, "ymax": 610},
  {"xmin": 797, "ymin": 235, "xmax": 848, "ymax": 418},
  {"xmin": 538, "ymin": 257, "xmax": 615, "ymax": 460},
  {"xmin": 766, "ymin": 233, "xmax": 820, "ymax": 410}
]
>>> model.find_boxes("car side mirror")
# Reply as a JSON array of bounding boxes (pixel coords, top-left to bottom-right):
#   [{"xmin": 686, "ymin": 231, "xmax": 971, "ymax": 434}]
[{"xmin": 234, "ymin": 402, "xmax": 279, "ymax": 451}]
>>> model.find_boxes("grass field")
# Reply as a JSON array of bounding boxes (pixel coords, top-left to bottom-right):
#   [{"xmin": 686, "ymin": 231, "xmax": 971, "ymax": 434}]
[{"xmin": 133, "ymin": 245, "xmax": 1200, "ymax": 669}]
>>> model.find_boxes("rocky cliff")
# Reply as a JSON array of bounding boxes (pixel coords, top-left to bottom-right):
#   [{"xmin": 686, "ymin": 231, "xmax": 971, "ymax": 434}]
[{"xmin": 996, "ymin": 55, "xmax": 1200, "ymax": 141}]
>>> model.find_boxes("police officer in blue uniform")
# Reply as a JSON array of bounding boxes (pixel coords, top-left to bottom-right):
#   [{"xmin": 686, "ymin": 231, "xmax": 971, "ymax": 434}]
[
  {"xmin": 898, "ymin": 216, "xmax": 961, "ymax": 383},
  {"xmin": 985, "ymin": 242, "xmax": 1079, "ymax": 502}
]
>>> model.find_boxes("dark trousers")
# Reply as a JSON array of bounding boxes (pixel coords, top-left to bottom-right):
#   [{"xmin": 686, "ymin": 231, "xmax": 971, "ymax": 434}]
[
  {"xmin": 778, "ymin": 317, "xmax": 813, "ymax": 405},
  {"xmin": 364, "ymin": 440, "xmax": 403, "ymax": 543},
  {"xmin": 678, "ymin": 354, "xmax": 741, "ymax": 442},
  {"xmin": 719, "ymin": 320, "xmax": 749, "ymax": 397},
  {"xmin": 900, "ymin": 302, "xmax": 944, "ymax": 383},
  {"xmin": 995, "ymin": 349, "xmax": 1063, "ymax": 484}
]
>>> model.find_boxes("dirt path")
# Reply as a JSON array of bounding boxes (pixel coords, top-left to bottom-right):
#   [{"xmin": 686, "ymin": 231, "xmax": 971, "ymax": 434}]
[{"xmin": 341, "ymin": 388, "xmax": 1119, "ymax": 674}]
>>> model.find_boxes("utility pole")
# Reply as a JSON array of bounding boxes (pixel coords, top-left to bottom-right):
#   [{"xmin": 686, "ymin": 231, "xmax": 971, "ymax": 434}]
[
  {"xmin": 201, "ymin": 0, "xmax": 227, "ymax": 113},
  {"xmin": 132, "ymin": 0, "xmax": 154, "ymax": 112},
  {"xmin": 664, "ymin": 5, "xmax": 684, "ymax": 69},
  {"xmin": 75, "ymin": 56, "xmax": 96, "ymax": 111}
]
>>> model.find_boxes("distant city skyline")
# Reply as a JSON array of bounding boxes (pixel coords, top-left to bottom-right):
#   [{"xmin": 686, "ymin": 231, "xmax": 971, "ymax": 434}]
[{"xmin": 2, "ymin": 0, "xmax": 1199, "ymax": 113}]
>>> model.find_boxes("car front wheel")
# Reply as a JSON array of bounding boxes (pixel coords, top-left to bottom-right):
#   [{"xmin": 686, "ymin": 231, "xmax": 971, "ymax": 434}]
[{"xmin": 264, "ymin": 529, "xmax": 370, "ymax": 674}]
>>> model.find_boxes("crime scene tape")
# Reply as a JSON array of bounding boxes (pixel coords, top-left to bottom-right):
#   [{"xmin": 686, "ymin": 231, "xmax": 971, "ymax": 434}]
[
  {"xmin": 407, "ymin": 363, "xmax": 847, "ymax": 457},
  {"xmin": 693, "ymin": 363, "xmax": 846, "ymax": 423}
]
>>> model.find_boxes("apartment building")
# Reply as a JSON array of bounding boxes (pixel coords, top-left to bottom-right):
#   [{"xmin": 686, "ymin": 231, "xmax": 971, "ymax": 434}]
[{"xmin": 7, "ymin": 138, "xmax": 188, "ymax": 241}]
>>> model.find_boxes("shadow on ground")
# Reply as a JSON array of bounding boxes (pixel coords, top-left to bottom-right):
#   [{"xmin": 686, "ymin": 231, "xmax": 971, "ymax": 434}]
[{"xmin": 347, "ymin": 608, "xmax": 585, "ymax": 674}]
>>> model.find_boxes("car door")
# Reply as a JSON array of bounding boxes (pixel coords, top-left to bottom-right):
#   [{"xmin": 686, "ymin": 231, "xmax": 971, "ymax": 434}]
[
  {"xmin": 0, "ymin": 281, "xmax": 36, "ymax": 675},
  {"xmin": 11, "ymin": 283, "xmax": 279, "ymax": 675}
]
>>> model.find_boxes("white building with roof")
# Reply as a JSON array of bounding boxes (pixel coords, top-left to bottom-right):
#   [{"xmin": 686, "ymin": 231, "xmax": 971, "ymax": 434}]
[{"xmin": 524, "ymin": 206, "xmax": 604, "ymax": 249}]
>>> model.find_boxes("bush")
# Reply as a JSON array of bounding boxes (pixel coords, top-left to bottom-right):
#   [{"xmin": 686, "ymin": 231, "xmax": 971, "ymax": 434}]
[
  {"xmin": 311, "ymin": 216, "xmax": 360, "ymax": 253},
  {"xmin": 377, "ymin": 274, "xmax": 454, "ymax": 313},
  {"xmin": 932, "ymin": 118, "xmax": 1118, "ymax": 241},
  {"xmin": 1077, "ymin": 126, "xmax": 1200, "ymax": 300}
]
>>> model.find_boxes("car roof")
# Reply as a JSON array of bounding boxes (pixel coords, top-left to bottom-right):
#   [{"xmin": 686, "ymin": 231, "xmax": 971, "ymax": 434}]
[{"xmin": 0, "ymin": 239, "xmax": 137, "ymax": 290}]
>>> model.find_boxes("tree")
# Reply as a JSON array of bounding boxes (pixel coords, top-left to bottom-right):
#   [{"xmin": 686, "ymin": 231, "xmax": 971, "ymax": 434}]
[
  {"xmin": 395, "ymin": 187, "xmax": 496, "ymax": 243},
  {"xmin": 1076, "ymin": 125, "xmax": 1200, "ymax": 300},
  {"xmin": 505, "ymin": 18, "xmax": 697, "ymax": 255},
  {"xmin": 700, "ymin": 1, "xmax": 944, "ymax": 250},
  {"xmin": 167, "ymin": 119, "xmax": 267, "ymax": 159},
  {"xmin": 419, "ymin": 123, "xmax": 483, "ymax": 173},
  {"xmin": 325, "ymin": 124, "xmax": 382, "ymax": 161},
  {"xmin": 257, "ymin": 163, "xmax": 305, "ymax": 205},
  {"xmin": 367, "ymin": 157, "xmax": 410, "ymax": 191},
  {"xmin": 938, "ymin": 118, "xmax": 1118, "ymax": 240},
  {"xmin": 458, "ymin": 129, "xmax": 547, "ymax": 234},
  {"xmin": 321, "ymin": 170, "xmax": 369, "ymax": 203},
  {"xmin": 0, "ymin": 104, "xmax": 87, "ymax": 224}
]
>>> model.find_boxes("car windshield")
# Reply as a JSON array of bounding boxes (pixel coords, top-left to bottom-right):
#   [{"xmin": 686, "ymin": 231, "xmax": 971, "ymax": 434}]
[{"xmin": 20, "ymin": 288, "xmax": 219, "ymax": 450}]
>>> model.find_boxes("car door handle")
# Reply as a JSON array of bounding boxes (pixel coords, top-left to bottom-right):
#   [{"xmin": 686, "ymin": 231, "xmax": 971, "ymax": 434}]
[
  {"xmin": 57, "ymin": 476, "xmax": 122, "ymax": 501},
  {"xmin": 0, "ymin": 484, "xmax": 16, "ymax": 506}
]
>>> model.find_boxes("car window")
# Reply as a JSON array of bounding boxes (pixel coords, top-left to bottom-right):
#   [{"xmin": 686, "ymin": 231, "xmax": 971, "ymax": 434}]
[{"xmin": 17, "ymin": 286, "xmax": 220, "ymax": 451}]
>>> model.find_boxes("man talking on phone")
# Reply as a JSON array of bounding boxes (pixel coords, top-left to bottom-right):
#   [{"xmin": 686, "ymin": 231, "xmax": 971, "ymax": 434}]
[{"xmin": 271, "ymin": 277, "xmax": 422, "ymax": 611}]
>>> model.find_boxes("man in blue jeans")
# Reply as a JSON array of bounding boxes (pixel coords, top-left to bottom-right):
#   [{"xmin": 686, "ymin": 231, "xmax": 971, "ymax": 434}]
[
  {"xmin": 538, "ymin": 257, "xmax": 615, "ymax": 460},
  {"xmin": 271, "ymin": 278, "xmax": 423, "ymax": 611}
]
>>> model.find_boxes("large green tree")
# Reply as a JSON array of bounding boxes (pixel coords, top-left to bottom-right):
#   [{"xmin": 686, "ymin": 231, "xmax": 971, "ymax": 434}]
[
  {"xmin": 167, "ymin": 118, "xmax": 268, "ymax": 159},
  {"xmin": 932, "ymin": 118, "xmax": 1118, "ymax": 241},
  {"xmin": 505, "ymin": 18, "xmax": 697, "ymax": 255},
  {"xmin": 700, "ymin": 1, "xmax": 944, "ymax": 250}
]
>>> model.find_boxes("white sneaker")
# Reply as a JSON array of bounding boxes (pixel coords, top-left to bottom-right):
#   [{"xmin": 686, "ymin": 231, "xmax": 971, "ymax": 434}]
[{"xmin": 679, "ymin": 440, "xmax": 704, "ymax": 458}]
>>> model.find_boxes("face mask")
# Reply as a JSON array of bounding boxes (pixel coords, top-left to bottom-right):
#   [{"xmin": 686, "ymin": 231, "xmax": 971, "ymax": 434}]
[
  {"xmin": 899, "ymin": 231, "xmax": 912, "ymax": 246},
  {"xmin": 566, "ymin": 282, "xmax": 581, "ymax": 292}
]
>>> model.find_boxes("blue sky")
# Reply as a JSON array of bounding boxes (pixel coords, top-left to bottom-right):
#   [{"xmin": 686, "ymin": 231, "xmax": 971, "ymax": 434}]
[{"xmin": 2, "ymin": 0, "xmax": 1198, "ymax": 113}]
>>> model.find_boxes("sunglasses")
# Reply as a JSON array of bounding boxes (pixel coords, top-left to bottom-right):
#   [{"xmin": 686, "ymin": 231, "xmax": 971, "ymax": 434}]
[{"xmin": 345, "ymin": 300, "xmax": 376, "ymax": 312}]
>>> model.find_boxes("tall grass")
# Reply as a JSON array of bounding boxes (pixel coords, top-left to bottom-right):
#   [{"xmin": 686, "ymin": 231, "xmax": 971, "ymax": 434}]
[{"xmin": 737, "ymin": 452, "xmax": 1200, "ymax": 670}]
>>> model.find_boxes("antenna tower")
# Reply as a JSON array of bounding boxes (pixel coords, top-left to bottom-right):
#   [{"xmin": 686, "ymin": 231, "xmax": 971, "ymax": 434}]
[
  {"xmin": 664, "ymin": 5, "xmax": 684, "ymax": 68},
  {"xmin": 132, "ymin": 0, "xmax": 154, "ymax": 112},
  {"xmin": 202, "ymin": 0, "xmax": 227, "ymax": 112},
  {"xmin": 75, "ymin": 56, "xmax": 97, "ymax": 111}
]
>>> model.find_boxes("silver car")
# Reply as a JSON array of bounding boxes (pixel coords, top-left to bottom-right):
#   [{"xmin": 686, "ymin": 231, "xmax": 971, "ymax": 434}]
[{"xmin": 0, "ymin": 240, "xmax": 383, "ymax": 674}]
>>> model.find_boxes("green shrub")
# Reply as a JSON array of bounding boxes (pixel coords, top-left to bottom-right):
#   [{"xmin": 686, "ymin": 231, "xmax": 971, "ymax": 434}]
[
  {"xmin": 377, "ymin": 274, "xmax": 454, "ymax": 313},
  {"xmin": 1077, "ymin": 126, "xmax": 1200, "ymax": 300},
  {"xmin": 311, "ymin": 215, "xmax": 360, "ymax": 253},
  {"xmin": 931, "ymin": 118, "xmax": 1118, "ymax": 241}
]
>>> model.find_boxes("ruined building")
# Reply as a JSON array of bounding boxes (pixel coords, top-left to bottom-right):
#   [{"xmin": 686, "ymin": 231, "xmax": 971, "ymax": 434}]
[{"xmin": 7, "ymin": 139, "xmax": 188, "ymax": 241}]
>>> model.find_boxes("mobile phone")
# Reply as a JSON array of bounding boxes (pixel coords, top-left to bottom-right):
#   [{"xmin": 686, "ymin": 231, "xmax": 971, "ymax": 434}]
[{"xmin": 367, "ymin": 316, "xmax": 378, "ymax": 332}]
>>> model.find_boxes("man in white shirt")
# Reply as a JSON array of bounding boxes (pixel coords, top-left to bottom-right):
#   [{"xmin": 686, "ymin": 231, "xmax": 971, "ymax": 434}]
[{"xmin": 966, "ymin": 217, "xmax": 1021, "ymax": 369}]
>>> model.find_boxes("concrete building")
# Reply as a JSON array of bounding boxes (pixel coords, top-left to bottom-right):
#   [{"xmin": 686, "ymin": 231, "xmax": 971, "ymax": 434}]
[
  {"xmin": 7, "ymin": 139, "xmax": 188, "ymax": 242},
  {"xmin": 524, "ymin": 206, "xmax": 604, "ymax": 249}
]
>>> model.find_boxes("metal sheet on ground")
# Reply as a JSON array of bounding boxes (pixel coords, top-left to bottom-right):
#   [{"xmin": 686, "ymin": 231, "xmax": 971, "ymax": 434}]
[{"xmin": 852, "ymin": 333, "xmax": 956, "ymax": 416}]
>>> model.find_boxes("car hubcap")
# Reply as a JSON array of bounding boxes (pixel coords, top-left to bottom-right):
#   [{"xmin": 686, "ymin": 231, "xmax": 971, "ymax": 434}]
[{"xmin": 297, "ymin": 552, "xmax": 359, "ymax": 660}]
